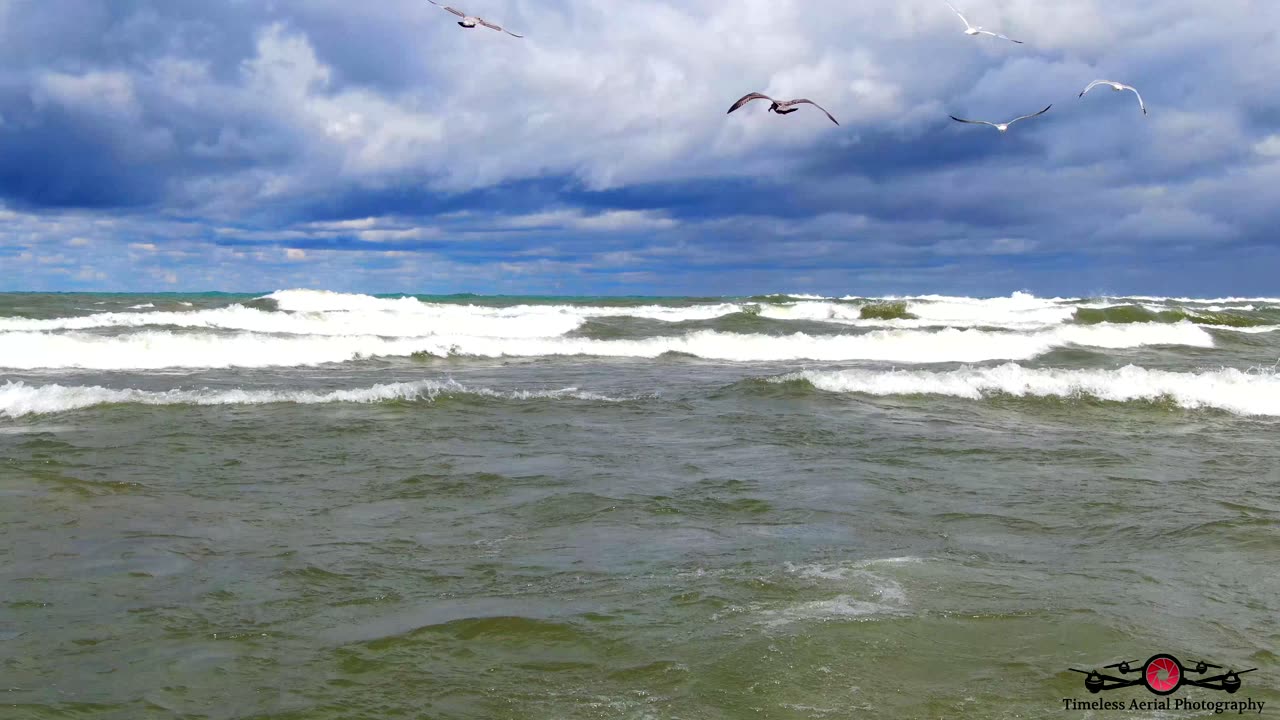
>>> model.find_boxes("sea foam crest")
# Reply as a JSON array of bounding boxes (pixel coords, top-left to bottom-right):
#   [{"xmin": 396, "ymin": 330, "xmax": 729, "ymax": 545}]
[
  {"xmin": 0, "ymin": 379, "xmax": 625, "ymax": 419},
  {"xmin": 0, "ymin": 323, "xmax": 1214, "ymax": 369},
  {"xmin": 758, "ymin": 295, "xmax": 1076, "ymax": 329},
  {"xmin": 0, "ymin": 290, "xmax": 741, "ymax": 336},
  {"xmin": 0, "ymin": 305, "xmax": 585, "ymax": 338},
  {"xmin": 2, "ymin": 290, "xmax": 1269, "ymax": 339},
  {"xmin": 774, "ymin": 363, "xmax": 1280, "ymax": 416},
  {"xmin": 263, "ymin": 289, "xmax": 741, "ymax": 323}
]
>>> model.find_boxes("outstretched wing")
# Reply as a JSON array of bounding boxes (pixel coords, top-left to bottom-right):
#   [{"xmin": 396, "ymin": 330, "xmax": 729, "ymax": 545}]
[
  {"xmin": 949, "ymin": 115, "xmax": 998, "ymax": 128},
  {"xmin": 427, "ymin": 0, "xmax": 467, "ymax": 18},
  {"xmin": 977, "ymin": 29, "xmax": 1022, "ymax": 43},
  {"xmin": 478, "ymin": 18, "xmax": 522, "ymax": 37},
  {"xmin": 792, "ymin": 99, "xmax": 840, "ymax": 126},
  {"xmin": 727, "ymin": 92, "xmax": 773, "ymax": 114},
  {"xmin": 945, "ymin": 1, "xmax": 972, "ymax": 28},
  {"xmin": 1008, "ymin": 104, "xmax": 1052, "ymax": 124},
  {"xmin": 1079, "ymin": 79, "xmax": 1109, "ymax": 98},
  {"xmin": 1124, "ymin": 86, "xmax": 1147, "ymax": 114}
]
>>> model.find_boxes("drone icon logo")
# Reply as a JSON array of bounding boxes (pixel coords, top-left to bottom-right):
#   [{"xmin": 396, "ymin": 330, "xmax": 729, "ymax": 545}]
[{"xmin": 1070, "ymin": 653, "xmax": 1256, "ymax": 696}]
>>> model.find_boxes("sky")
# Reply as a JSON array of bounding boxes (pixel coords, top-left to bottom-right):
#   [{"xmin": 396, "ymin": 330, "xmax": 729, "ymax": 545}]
[{"xmin": 1, "ymin": 0, "xmax": 1278, "ymax": 297}]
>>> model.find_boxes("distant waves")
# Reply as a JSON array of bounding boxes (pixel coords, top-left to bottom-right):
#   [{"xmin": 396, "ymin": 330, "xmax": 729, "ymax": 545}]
[
  {"xmin": 0, "ymin": 323, "xmax": 1215, "ymax": 370},
  {"xmin": 0, "ymin": 288, "xmax": 1262, "ymax": 370}
]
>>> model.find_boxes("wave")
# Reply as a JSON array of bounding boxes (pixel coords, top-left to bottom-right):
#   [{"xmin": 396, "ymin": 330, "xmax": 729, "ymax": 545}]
[
  {"xmin": 263, "ymin": 289, "xmax": 740, "ymax": 323},
  {"xmin": 0, "ymin": 290, "xmax": 742, "ymax": 337},
  {"xmin": 1074, "ymin": 305, "xmax": 1268, "ymax": 328},
  {"xmin": 0, "ymin": 323, "xmax": 1215, "ymax": 369},
  {"xmin": 1113, "ymin": 295, "xmax": 1280, "ymax": 305},
  {"xmin": 0, "ymin": 305, "xmax": 586, "ymax": 338},
  {"xmin": 753, "ymin": 292, "xmax": 829, "ymax": 301},
  {"xmin": 2, "ymin": 291, "xmax": 1272, "ymax": 341},
  {"xmin": 759, "ymin": 292, "xmax": 1078, "ymax": 329},
  {"xmin": 0, "ymin": 379, "xmax": 627, "ymax": 419},
  {"xmin": 773, "ymin": 363, "xmax": 1280, "ymax": 416}
]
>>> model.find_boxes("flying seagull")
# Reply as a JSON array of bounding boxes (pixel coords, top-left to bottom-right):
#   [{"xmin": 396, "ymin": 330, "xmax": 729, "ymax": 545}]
[
  {"xmin": 949, "ymin": 104, "xmax": 1052, "ymax": 133},
  {"xmin": 1080, "ymin": 80, "xmax": 1147, "ymax": 115},
  {"xmin": 727, "ymin": 93, "xmax": 839, "ymax": 126},
  {"xmin": 945, "ymin": 2, "xmax": 1023, "ymax": 44},
  {"xmin": 427, "ymin": 0, "xmax": 523, "ymax": 37}
]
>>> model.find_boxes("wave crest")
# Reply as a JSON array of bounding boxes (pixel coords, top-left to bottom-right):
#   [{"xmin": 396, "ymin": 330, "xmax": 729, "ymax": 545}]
[
  {"xmin": 0, "ymin": 379, "xmax": 628, "ymax": 419},
  {"xmin": 0, "ymin": 323, "xmax": 1214, "ymax": 369},
  {"xmin": 774, "ymin": 363, "xmax": 1280, "ymax": 416}
]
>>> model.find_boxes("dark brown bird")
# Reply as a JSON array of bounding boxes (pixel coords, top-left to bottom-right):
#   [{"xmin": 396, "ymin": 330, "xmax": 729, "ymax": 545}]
[{"xmin": 727, "ymin": 93, "xmax": 839, "ymax": 126}]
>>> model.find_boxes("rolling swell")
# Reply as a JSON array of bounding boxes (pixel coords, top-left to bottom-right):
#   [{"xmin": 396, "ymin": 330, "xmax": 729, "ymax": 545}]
[
  {"xmin": 1074, "ymin": 304, "xmax": 1273, "ymax": 328},
  {"xmin": 0, "ymin": 379, "xmax": 636, "ymax": 419}
]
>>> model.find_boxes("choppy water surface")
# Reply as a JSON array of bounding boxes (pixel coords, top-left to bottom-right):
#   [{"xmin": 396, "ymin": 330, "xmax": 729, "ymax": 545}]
[{"xmin": 2, "ymin": 290, "xmax": 1278, "ymax": 719}]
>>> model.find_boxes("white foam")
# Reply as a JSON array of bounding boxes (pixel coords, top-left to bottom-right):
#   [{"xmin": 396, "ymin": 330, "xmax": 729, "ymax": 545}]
[
  {"xmin": 760, "ymin": 301, "xmax": 1074, "ymax": 330},
  {"xmin": 0, "ymin": 323, "xmax": 1213, "ymax": 370},
  {"xmin": 0, "ymin": 379, "xmax": 625, "ymax": 419},
  {"xmin": 758, "ymin": 595, "xmax": 907, "ymax": 626},
  {"xmin": 0, "ymin": 292, "xmax": 743, "ymax": 337},
  {"xmin": 4, "ymin": 291, "xmax": 1270, "ymax": 345},
  {"xmin": 762, "ymin": 560, "xmax": 913, "ymax": 626},
  {"xmin": 771, "ymin": 292, "xmax": 830, "ymax": 300},
  {"xmin": 784, "ymin": 559, "xmax": 921, "ymax": 603},
  {"xmin": 0, "ymin": 304, "xmax": 585, "ymax": 338},
  {"xmin": 10, "ymin": 300, "xmax": 1253, "ymax": 337},
  {"xmin": 777, "ymin": 363, "xmax": 1280, "ymax": 416},
  {"xmin": 264, "ymin": 289, "xmax": 740, "ymax": 323},
  {"xmin": 1118, "ymin": 295, "xmax": 1280, "ymax": 304}
]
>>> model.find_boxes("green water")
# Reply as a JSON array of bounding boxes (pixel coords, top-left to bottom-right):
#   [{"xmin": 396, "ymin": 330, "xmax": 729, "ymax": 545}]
[{"xmin": 2, "ymin": 291, "xmax": 1278, "ymax": 718}]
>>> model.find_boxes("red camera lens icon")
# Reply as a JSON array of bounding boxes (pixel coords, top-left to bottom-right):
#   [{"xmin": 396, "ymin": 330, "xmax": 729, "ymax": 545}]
[{"xmin": 1144, "ymin": 655, "xmax": 1181, "ymax": 694}]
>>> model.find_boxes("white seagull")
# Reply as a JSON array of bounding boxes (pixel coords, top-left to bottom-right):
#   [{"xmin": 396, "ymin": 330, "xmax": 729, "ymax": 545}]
[
  {"xmin": 427, "ymin": 0, "xmax": 523, "ymax": 37},
  {"xmin": 945, "ymin": 2, "xmax": 1023, "ymax": 44},
  {"xmin": 950, "ymin": 104, "xmax": 1052, "ymax": 133},
  {"xmin": 1079, "ymin": 80, "xmax": 1147, "ymax": 115}
]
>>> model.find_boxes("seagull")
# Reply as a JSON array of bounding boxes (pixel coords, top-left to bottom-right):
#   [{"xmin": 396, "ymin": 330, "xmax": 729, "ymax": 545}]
[
  {"xmin": 1079, "ymin": 80, "xmax": 1147, "ymax": 115},
  {"xmin": 945, "ymin": 2, "xmax": 1023, "ymax": 44},
  {"xmin": 949, "ymin": 104, "xmax": 1052, "ymax": 133},
  {"xmin": 427, "ymin": 0, "xmax": 523, "ymax": 37},
  {"xmin": 727, "ymin": 93, "xmax": 840, "ymax": 126}
]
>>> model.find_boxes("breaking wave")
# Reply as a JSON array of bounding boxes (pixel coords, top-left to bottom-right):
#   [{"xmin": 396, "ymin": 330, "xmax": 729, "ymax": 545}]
[
  {"xmin": 1074, "ymin": 305, "xmax": 1268, "ymax": 328},
  {"xmin": 0, "ymin": 379, "xmax": 628, "ymax": 419},
  {"xmin": 0, "ymin": 291, "xmax": 1273, "ymax": 341},
  {"xmin": 0, "ymin": 323, "xmax": 1215, "ymax": 370},
  {"xmin": 773, "ymin": 364, "xmax": 1280, "ymax": 416}
]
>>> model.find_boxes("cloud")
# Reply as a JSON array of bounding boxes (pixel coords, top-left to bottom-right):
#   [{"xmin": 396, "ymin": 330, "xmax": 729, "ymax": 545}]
[
  {"xmin": 1255, "ymin": 135, "xmax": 1280, "ymax": 158},
  {"xmin": 500, "ymin": 209, "xmax": 678, "ymax": 232},
  {"xmin": 0, "ymin": 0, "xmax": 1277, "ymax": 295}
]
